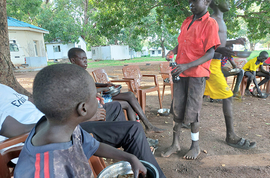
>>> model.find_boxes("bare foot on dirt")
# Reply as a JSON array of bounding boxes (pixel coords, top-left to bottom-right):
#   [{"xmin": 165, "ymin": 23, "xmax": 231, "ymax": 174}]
[
  {"xmin": 183, "ymin": 142, "xmax": 200, "ymax": 160},
  {"xmin": 145, "ymin": 126, "xmax": 165, "ymax": 133},
  {"xmin": 161, "ymin": 145, "xmax": 181, "ymax": 158}
]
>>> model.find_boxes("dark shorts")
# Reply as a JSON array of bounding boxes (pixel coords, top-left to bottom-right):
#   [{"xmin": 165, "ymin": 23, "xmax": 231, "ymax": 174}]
[{"xmin": 172, "ymin": 77, "xmax": 206, "ymax": 124}]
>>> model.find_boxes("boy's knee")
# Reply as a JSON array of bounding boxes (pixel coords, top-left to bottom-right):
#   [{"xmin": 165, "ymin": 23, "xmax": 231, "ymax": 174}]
[{"xmin": 126, "ymin": 91, "xmax": 135, "ymax": 98}]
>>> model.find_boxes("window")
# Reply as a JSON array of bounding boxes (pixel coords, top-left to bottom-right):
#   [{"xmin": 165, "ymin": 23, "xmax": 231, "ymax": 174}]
[
  {"xmin": 34, "ymin": 41, "xmax": 38, "ymax": 56},
  {"xmin": 92, "ymin": 49, "xmax": 95, "ymax": 55},
  {"xmin": 53, "ymin": 45, "xmax": 61, "ymax": 52},
  {"xmin": 158, "ymin": 50, "xmax": 161, "ymax": 54},
  {"xmin": 9, "ymin": 43, "xmax": 19, "ymax": 52},
  {"xmin": 152, "ymin": 51, "xmax": 155, "ymax": 55},
  {"xmin": 78, "ymin": 45, "xmax": 81, "ymax": 48}
]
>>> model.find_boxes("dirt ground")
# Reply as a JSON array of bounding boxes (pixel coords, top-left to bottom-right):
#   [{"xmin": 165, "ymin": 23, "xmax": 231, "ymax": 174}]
[{"xmin": 15, "ymin": 61, "xmax": 270, "ymax": 178}]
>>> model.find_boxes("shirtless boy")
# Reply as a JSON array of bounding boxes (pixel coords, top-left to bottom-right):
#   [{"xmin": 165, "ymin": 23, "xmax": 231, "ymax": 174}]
[
  {"xmin": 161, "ymin": 0, "xmax": 220, "ymax": 159},
  {"xmin": 204, "ymin": 0, "xmax": 256, "ymax": 149}
]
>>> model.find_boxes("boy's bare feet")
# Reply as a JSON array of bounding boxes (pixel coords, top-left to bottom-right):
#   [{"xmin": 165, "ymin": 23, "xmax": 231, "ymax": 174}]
[
  {"xmin": 161, "ymin": 145, "xmax": 181, "ymax": 158},
  {"xmin": 183, "ymin": 141, "xmax": 200, "ymax": 160}
]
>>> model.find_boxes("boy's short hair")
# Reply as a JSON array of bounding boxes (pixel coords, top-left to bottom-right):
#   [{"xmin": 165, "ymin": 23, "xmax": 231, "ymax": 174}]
[
  {"xmin": 33, "ymin": 64, "xmax": 94, "ymax": 120},
  {"xmin": 68, "ymin": 48, "xmax": 85, "ymax": 60},
  {"xmin": 259, "ymin": 51, "xmax": 268, "ymax": 57}
]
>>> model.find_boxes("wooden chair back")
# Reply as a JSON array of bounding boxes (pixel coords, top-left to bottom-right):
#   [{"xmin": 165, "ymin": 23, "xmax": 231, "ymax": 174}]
[{"xmin": 92, "ymin": 69, "xmax": 111, "ymax": 83}]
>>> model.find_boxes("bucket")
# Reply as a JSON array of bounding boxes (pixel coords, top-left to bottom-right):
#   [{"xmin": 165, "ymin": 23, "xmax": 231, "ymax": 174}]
[{"xmin": 97, "ymin": 160, "xmax": 159, "ymax": 178}]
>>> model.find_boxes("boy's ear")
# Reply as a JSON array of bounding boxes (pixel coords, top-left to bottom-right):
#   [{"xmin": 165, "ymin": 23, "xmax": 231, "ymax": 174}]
[
  {"xmin": 77, "ymin": 102, "xmax": 87, "ymax": 117},
  {"xmin": 70, "ymin": 58, "xmax": 75, "ymax": 64}
]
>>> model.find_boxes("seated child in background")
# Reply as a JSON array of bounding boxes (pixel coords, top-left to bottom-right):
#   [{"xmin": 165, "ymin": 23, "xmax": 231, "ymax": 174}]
[
  {"xmin": 221, "ymin": 44, "xmax": 244, "ymax": 96},
  {"xmin": 14, "ymin": 64, "xmax": 146, "ymax": 177},
  {"xmin": 242, "ymin": 51, "xmax": 269, "ymax": 98},
  {"xmin": 68, "ymin": 47, "xmax": 164, "ymax": 133}
]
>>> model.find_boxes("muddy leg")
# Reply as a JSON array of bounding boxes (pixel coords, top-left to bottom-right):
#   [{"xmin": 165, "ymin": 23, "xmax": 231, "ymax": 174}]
[
  {"xmin": 161, "ymin": 123, "xmax": 181, "ymax": 157},
  {"xmin": 183, "ymin": 122, "xmax": 200, "ymax": 160}
]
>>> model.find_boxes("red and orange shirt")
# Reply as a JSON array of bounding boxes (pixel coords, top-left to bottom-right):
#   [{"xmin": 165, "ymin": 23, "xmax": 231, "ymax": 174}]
[{"xmin": 176, "ymin": 12, "xmax": 220, "ymax": 77}]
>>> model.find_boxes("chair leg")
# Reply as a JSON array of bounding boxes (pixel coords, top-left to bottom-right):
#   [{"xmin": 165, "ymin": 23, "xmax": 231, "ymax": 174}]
[
  {"xmin": 231, "ymin": 76, "xmax": 236, "ymax": 91},
  {"xmin": 162, "ymin": 85, "xmax": 166, "ymax": 102},
  {"xmin": 240, "ymin": 77, "xmax": 246, "ymax": 96},
  {"xmin": 140, "ymin": 90, "xmax": 146, "ymax": 113},
  {"xmin": 157, "ymin": 88, "xmax": 163, "ymax": 109},
  {"xmin": 266, "ymin": 81, "xmax": 270, "ymax": 94}
]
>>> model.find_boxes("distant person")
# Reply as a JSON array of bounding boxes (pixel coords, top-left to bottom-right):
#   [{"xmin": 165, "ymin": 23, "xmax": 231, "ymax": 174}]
[
  {"xmin": 221, "ymin": 44, "xmax": 244, "ymax": 96},
  {"xmin": 204, "ymin": 0, "xmax": 256, "ymax": 149},
  {"xmin": 68, "ymin": 47, "xmax": 164, "ymax": 133},
  {"xmin": 243, "ymin": 51, "xmax": 269, "ymax": 97},
  {"xmin": 161, "ymin": 0, "xmax": 220, "ymax": 160},
  {"xmin": 14, "ymin": 64, "xmax": 147, "ymax": 177}
]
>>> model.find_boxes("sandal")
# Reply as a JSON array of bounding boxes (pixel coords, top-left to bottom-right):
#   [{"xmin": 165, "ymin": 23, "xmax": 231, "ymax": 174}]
[{"xmin": 227, "ymin": 138, "xmax": 256, "ymax": 150}]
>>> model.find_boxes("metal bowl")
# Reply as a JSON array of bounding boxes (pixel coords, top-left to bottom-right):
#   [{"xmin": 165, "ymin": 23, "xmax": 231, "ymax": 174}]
[
  {"xmin": 157, "ymin": 108, "xmax": 170, "ymax": 116},
  {"xmin": 103, "ymin": 85, "xmax": 122, "ymax": 96},
  {"xmin": 233, "ymin": 51, "xmax": 252, "ymax": 58},
  {"xmin": 229, "ymin": 68, "xmax": 241, "ymax": 75},
  {"xmin": 97, "ymin": 160, "xmax": 159, "ymax": 178}
]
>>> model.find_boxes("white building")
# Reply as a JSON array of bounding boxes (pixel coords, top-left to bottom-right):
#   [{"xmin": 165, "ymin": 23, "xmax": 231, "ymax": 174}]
[
  {"xmin": 149, "ymin": 47, "xmax": 169, "ymax": 57},
  {"xmin": 91, "ymin": 45, "xmax": 130, "ymax": 60},
  {"xmin": 46, "ymin": 36, "xmax": 91, "ymax": 61},
  {"xmin": 8, "ymin": 17, "xmax": 49, "ymax": 68}
]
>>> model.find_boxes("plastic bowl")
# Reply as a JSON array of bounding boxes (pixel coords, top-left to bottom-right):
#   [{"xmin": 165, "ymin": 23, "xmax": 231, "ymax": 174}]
[
  {"xmin": 157, "ymin": 108, "xmax": 170, "ymax": 116},
  {"xmin": 97, "ymin": 160, "xmax": 159, "ymax": 178},
  {"xmin": 233, "ymin": 51, "xmax": 252, "ymax": 58}
]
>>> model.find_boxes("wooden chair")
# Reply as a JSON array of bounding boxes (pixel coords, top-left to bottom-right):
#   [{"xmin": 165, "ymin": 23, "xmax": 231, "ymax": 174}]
[
  {"xmin": 0, "ymin": 133, "xmax": 29, "ymax": 178},
  {"xmin": 159, "ymin": 62, "xmax": 173, "ymax": 102},
  {"xmin": 92, "ymin": 68, "xmax": 133, "ymax": 92},
  {"xmin": 0, "ymin": 133, "xmax": 106, "ymax": 178},
  {"xmin": 122, "ymin": 65, "xmax": 162, "ymax": 113}
]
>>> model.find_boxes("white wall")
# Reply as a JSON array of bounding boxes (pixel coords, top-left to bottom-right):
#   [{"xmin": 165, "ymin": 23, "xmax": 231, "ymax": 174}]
[
  {"xmin": 8, "ymin": 29, "xmax": 47, "ymax": 65},
  {"xmin": 111, "ymin": 45, "xmax": 129, "ymax": 60}
]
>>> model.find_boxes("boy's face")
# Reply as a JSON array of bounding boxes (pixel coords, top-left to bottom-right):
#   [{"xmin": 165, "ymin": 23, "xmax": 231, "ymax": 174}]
[
  {"xmin": 70, "ymin": 51, "xmax": 88, "ymax": 69},
  {"xmin": 189, "ymin": 0, "xmax": 209, "ymax": 16},
  {"xmin": 258, "ymin": 54, "xmax": 269, "ymax": 62},
  {"xmin": 216, "ymin": 0, "xmax": 230, "ymax": 12}
]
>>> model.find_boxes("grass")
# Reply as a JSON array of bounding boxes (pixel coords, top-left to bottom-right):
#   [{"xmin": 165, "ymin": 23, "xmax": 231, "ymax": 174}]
[
  {"xmin": 47, "ymin": 50, "xmax": 270, "ymax": 67},
  {"xmin": 47, "ymin": 57, "xmax": 165, "ymax": 68},
  {"xmin": 247, "ymin": 50, "xmax": 270, "ymax": 61}
]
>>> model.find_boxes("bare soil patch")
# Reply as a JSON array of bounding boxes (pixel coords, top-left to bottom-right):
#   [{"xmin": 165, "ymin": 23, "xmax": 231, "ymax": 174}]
[{"xmin": 15, "ymin": 61, "xmax": 270, "ymax": 178}]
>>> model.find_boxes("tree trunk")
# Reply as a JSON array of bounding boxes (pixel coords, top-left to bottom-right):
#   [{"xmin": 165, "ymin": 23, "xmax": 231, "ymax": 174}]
[
  {"xmin": 0, "ymin": 0, "xmax": 32, "ymax": 96},
  {"xmin": 250, "ymin": 42, "xmax": 255, "ymax": 51},
  {"xmin": 161, "ymin": 40, "xmax": 165, "ymax": 58}
]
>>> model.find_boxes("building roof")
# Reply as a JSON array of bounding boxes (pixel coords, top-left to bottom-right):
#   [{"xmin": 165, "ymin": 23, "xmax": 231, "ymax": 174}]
[{"xmin": 7, "ymin": 17, "xmax": 49, "ymax": 34}]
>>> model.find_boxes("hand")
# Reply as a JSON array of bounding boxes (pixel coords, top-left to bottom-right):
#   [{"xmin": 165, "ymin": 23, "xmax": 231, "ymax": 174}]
[
  {"xmin": 129, "ymin": 157, "xmax": 147, "ymax": 178},
  {"xmin": 96, "ymin": 93, "xmax": 105, "ymax": 105},
  {"xmin": 171, "ymin": 63, "xmax": 189, "ymax": 76},
  {"xmin": 222, "ymin": 66, "xmax": 231, "ymax": 72},
  {"xmin": 235, "ymin": 38, "xmax": 246, "ymax": 45},
  {"xmin": 165, "ymin": 50, "xmax": 174, "ymax": 61},
  {"xmin": 216, "ymin": 47, "xmax": 235, "ymax": 57},
  {"xmin": 88, "ymin": 108, "xmax": 106, "ymax": 121}
]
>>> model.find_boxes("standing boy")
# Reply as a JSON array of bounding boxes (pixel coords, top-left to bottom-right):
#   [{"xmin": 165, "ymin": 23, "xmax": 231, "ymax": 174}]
[
  {"xmin": 161, "ymin": 0, "xmax": 220, "ymax": 160},
  {"xmin": 14, "ymin": 64, "xmax": 146, "ymax": 177},
  {"xmin": 204, "ymin": 0, "xmax": 256, "ymax": 149},
  {"xmin": 243, "ymin": 51, "xmax": 269, "ymax": 97}
]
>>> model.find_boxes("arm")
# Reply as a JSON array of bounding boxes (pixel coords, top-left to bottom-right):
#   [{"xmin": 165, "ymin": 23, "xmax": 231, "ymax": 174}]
[
  {"xmin": 0, "ymin": 116, "xmax": 35, "ymax": 138},
  {"xmin": 228, "ymin": 58, "xmax": 238, "ymax": 68},
  {"xmin": 171, "ymin": 47, "xmax": 215, "ymax": 76},
  {"xmin": 165, "ymin": 45, "xmax": 178, "ymax": 61},
  {"xmin": 226, "ymin": 38, "xmax": 246, "ymax": 46},
  {"xmin": 94, "ymin": 143, "xmax": 147, "ymax": 178},
  {"xmin": 95, "ymin": 83, "xmax": 114, "ymax": 87},
  {"xmin": 259, "ymin": 65, "xmax": 270, "ymax": 75}
]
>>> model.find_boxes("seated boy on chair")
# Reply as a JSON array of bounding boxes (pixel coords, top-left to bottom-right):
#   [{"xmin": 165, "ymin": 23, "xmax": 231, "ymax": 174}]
[{"xmin": 14, "ymin": 64, "xmax": 146, "ymax": 178}]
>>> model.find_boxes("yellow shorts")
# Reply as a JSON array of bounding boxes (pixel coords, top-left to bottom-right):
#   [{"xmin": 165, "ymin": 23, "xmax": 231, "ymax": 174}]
[{"xmin": 204, "ymin": 59, "xmax": 233, "ymax": 99}]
